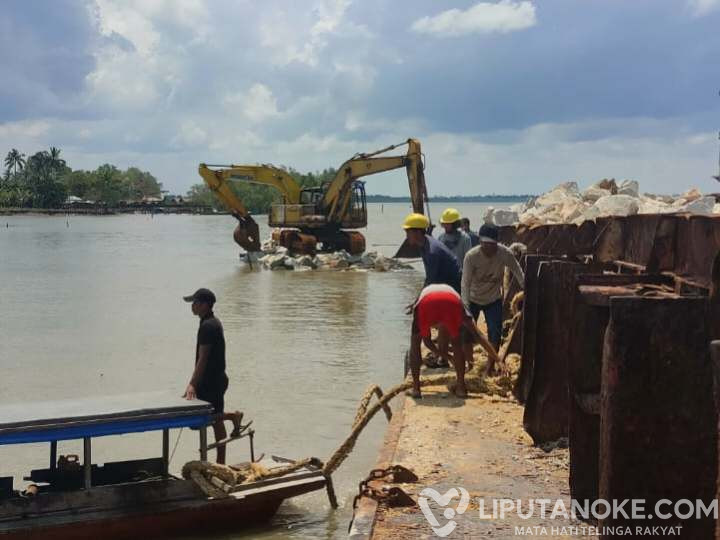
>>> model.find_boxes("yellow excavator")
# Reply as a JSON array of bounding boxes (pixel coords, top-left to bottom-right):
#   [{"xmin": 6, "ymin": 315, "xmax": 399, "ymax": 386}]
[{"xmin": 198, "ymin": 138, "xmax": 430, "ymax": 255}]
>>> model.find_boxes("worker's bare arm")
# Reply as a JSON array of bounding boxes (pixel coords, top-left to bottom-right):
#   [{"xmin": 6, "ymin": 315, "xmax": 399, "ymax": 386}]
[{"xmin": 184, "ymin": 345, "xmax": 210, "ymax": 399}]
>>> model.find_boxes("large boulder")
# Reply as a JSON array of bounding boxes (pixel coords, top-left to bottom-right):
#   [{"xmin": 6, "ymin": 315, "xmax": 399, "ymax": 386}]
[
  {"xmin": 295, "ymin": 255, "xmax": 317, "ymax": 269},
  {"xmin": 638, "ymin": 196, "xmax": 673, "ymax": 215},
  {"xmin": 535, "ymin": 181, "xmax": 581, "ymax": 207},
  {"xmin": 595, "ymin": 178, "xmax": 619, "ymax": 193},
  {"xmin": 617, "ymin": 180, "xmax": 639, "ymax": 198},
  {"xmin": 484, "ymin": 207, "xmax": 519, "ymax": 226},
  {"xmin": 680, "ymin": 187, "xmax": 703, "ymax": 202},
  {"xmin": 674, "ymin": 196, "xmax": 715, "ymax": 215},
  {"xmin": 263, "ymin": 254, "xmax": 291, "ymax": 270},
  {"xmin": 374, "ymin": 254, "xmax": 391, "ymax": 272},
  {"xmin": 592, "ymin": 194, "xmax": 639, "ymax": 217},
  {"xmin": 581, "ymin": 186, "xmax": 612, "ymax": 203}
]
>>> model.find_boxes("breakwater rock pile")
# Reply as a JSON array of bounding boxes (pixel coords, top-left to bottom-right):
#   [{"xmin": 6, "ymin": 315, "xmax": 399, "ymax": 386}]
[
  {"xmin": 249, "ymin": 245, "xmax": 413, "ymax": 272},
  {"xmin": 484, "ymin": 180, "xmax": 720, "ymax": 227}
]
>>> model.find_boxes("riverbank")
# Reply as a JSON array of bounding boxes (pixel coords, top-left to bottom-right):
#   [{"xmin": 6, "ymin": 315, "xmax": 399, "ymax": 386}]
[{"xmin": 0, "ymin": 206, "xmax": 220, "ymax": 216}]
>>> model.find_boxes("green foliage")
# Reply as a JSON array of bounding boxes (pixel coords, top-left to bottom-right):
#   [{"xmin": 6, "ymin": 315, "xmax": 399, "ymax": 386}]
[{"xmin": 0, "ymin": 147, "xmax": 164, "ymax": 208}]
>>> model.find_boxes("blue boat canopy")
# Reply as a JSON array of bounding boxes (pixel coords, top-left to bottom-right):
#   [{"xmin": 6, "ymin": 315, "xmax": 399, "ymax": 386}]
[{"xmin": 0, "ymin": 392, "xmax": 214, "ymax": 445}]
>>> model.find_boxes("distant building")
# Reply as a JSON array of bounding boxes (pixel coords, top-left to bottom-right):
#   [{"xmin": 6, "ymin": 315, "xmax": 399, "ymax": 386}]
[{"xmin": 162, "ymin": 195, "xmax": 185, "ymax": 205}]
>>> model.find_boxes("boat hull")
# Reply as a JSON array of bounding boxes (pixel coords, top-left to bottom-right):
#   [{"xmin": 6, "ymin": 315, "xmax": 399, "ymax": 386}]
[{"xmin": 0, "ymin": 474, "xmax": 326, "ymax": 539}]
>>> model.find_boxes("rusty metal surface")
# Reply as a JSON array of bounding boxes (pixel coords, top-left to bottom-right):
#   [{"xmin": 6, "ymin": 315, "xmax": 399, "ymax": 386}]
[
  {"xmin": 522, "ymin": 261, "xmax": 587, "ymax": 444},
  {"xmin": 599, "ymin": 296, "xmax": 716, "ymax": 539},
  {"xmin": 500, "ymin": 214, "xmax": 720, "ymax": 287},
  {"xmin": 567, "ymin": 273, "xmax": 671, "ymax": 504},
  {"xmin": 567, "ymin": 294, "xmax": 607, "ymax": 504},
  {"xmin": 514, "ymin": 255, "xmax": 553, "ymax": 403},
  {"xmin": 711, "ymin": 341, "xmax": 720, "ymax": 540}
]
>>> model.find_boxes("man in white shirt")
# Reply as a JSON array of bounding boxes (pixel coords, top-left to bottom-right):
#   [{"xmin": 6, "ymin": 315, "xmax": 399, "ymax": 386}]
[{"xmin": 461, "ymin": 224, "xmax": 525, "ymax": 373}]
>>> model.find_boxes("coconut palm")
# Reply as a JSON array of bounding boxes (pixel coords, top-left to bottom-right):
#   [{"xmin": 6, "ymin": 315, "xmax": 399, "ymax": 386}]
[
  {"xmin": 4, "ymin": 149, "xmax": 25, "ymax": 175},
  {"xmin": 48, "ymin": 146, "xmax": 65, "ymax": 169}
]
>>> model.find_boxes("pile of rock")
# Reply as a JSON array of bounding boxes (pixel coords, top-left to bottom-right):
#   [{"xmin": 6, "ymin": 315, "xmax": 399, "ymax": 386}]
[
  {"xmin": 250, "ymin": 245, "xmax": 413, "ymax": 272},
  {"xmin": 483, "ymin": 180, "xmax": 720, "ymax": 227}
]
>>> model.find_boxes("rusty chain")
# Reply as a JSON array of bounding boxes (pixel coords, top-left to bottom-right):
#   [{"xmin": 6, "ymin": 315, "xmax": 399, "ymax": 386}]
[{"xmin": 351, "ymin": 465, "xmax": 417, "ymax": 511}]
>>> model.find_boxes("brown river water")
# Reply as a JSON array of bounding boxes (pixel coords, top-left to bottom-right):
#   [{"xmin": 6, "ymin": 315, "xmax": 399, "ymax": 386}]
[{"xmin": 0, "ymin": 202, "xmax": 502, "ymax": 539}]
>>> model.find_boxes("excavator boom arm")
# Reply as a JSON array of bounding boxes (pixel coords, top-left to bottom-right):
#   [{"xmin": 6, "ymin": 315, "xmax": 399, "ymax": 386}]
[
  {"xmin": 323, "ymin": 138, "xmax": 428, "ymax": 223},
  {"xmin": 197, "ymin": 164, "xmax": 302, "ymax": 217}
]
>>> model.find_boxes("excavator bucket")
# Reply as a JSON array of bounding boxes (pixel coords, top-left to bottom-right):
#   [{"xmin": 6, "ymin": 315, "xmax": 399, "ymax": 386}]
[
  {"xmin": 232, "ymin": 214, "xmax": 261, "ymax": 252},
  {"xmin": 393, "ymin": 239, "xmax": 421, "ymax": 258},
  {"xmin": 393, "ymin": 225, "xmax": 433, "ymax": 258}
]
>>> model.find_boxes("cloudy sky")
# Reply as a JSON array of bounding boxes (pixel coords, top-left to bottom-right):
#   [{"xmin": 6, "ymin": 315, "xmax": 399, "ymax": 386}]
[{"xmin": 1, "ymin": 0, "xmax": 719, "ymax": 196}]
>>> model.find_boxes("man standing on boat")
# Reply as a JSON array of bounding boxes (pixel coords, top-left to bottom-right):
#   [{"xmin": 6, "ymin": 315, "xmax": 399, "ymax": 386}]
[{"xmin": 183, "ymin": 287, "xmax": 232, "ymax": 464}]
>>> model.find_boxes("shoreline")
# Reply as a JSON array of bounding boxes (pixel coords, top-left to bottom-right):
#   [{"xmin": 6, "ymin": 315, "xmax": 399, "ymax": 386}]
[{"xmin": 0, "ymin": 207, "xmax": 226, "ymax": 217}]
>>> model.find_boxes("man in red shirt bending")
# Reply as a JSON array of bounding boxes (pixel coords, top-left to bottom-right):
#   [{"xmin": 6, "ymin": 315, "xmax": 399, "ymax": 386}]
[{"xmin": 409, "ymin": 284, "xmax": 500, "ymax": 399}]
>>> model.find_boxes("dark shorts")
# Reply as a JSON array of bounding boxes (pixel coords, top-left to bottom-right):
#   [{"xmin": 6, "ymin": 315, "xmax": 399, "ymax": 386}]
[{"xmin": 197, "ymin": 377, "xmax": 229, "ymax": 415}]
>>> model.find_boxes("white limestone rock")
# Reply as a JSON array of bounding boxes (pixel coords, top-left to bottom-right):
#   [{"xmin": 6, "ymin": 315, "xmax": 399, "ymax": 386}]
[
  {"xmin": 592, "ymin": 194, "xmax": 639, "ymax": 217},
  {"xmin": 617, "ymin": 180, "xmax": 639, "ymax": 197},
  {"xmin": 674, "ymin": 196, "xmax": 715, "ymax": 215}
]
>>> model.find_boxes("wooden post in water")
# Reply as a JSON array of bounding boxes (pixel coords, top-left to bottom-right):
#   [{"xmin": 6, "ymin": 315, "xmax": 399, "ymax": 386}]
[
  {"xmin": 199, "ymin": 427, "xmax": 208, "ymax": 461},
  {"xmin": 50, "ymin": 441, "xmax": 57, "ymax": 472},
  {"xmin": 162, "ymin": 429, "xmax": 169, "ymax": 476},
  {"xmin": 83, "ymin": 437, "xmax": 92, "ymax": 490}
]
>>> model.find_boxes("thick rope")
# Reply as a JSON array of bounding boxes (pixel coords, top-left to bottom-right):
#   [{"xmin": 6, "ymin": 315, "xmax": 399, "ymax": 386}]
[
  {"xmin": 323, "ymin": 373, "xmax": 457, "ymax": 476},
  {"xmin": 184, "ymin": 351, "xmax": 520, "ymax": 499},
  {"xmin": 353, "ymin": 384, "xmax": 393, "ymax": 427},
  {"xmin": 182, "ymin": 457, "xmax": 325, "ymax": 498}
]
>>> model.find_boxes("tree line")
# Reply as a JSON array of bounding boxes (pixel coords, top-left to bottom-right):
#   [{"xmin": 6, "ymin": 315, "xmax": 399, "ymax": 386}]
[{"xmin": 1, "ymin": 148, "xmax": 163, "ymax": 208}]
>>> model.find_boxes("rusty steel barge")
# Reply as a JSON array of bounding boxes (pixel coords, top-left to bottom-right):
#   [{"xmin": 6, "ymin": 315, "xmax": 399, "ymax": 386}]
[{"xmin": 497, "ymin": 212, "xmax": 720, "ymax": 539}]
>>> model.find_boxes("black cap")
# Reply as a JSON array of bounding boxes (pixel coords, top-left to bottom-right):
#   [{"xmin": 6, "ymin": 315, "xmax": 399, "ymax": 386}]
[
  {"xmin": 478, "ymin": 223, "xmax": 499, "ymax": 243},
  {"xmin": 183, "ymin": 288, "xmax": 216, "ymax": 304}
]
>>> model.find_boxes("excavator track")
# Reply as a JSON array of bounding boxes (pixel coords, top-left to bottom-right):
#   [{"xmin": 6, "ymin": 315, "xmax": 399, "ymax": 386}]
[{"xmin": 272, "ymin": 229, "xmax": 318, "ymax": 255}]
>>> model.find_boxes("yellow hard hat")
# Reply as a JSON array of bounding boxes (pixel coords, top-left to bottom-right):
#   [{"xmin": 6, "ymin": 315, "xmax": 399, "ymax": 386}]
[
  {"xmin": 402, "ymin": 213, "xmax": 430, "ymax": 230},
  {"xmin": 440, "ymin": 208, "xmax": 461, "ymax": 224}
]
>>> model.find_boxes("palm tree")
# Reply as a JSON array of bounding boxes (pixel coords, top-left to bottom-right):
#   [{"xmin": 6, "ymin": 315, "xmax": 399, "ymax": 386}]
[
  {"xmin": 4, "ymin": 149, "xmax": 25, "ymax": 175},
  {"xmin": 48, "ymin": 146, "xmax": 65, "ymax": 169}
]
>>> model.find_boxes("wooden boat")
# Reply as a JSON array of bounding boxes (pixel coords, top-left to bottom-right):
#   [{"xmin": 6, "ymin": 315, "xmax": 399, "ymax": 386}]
[{"xmin": 0, "ymin": 393, "xmax": 327, "ymax": 539}]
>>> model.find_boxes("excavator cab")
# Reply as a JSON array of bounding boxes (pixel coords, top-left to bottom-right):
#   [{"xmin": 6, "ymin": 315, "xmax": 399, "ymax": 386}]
[
  {"xmin": 299, "ymin": 188, "xmax": 324, "ymax": 206},
  {"xmin": 343, "ymin": 181, "xmax": 367, "ymax": 227}
]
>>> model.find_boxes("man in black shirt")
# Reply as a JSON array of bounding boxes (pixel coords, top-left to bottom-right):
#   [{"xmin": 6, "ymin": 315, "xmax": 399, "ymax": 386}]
[{"xmin": 183, "ymin": 288, "xmax": 232, "ymax": 463}]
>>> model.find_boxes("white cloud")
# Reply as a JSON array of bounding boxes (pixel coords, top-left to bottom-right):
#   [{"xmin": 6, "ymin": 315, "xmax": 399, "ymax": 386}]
[
  {"xmin": 86, "ymin": 0, "xmax": 209, "ymax": 110},
  {"xmin": 93, "ymin": 0, "xmax": 160, "ymax": 55},
  {"xmin": 224, "ymin": 84, "xmax": 280, "ymax": 123},
  {"xmin": 411, "ymin": 1, "xmax": 536, "ymax": 37},
  {"xmin": 171, "ymin": 120, "xmax": 208, "ymax": 148},
  {"xmin": 688, "ymin": 0, "xmax": 720, "ymax": 16},
  {"xmin": 259, "ymin": 0, "xmax": 351, "ymax": 66},
  {"xmin": 0, "ymin": 120, "xmax": 51, "ymax": 140}
]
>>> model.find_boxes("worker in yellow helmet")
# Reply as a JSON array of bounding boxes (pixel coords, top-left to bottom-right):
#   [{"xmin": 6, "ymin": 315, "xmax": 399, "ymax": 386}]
[
  {"xmin": 438, "ymin": 208, "xmax": 472, "ymax": 271},
  {"xmin": 402, "ymin": 213, "xmax": 461, "ymax": 292},
  {"xmin": 402, "ymin": 212, "xmax": 462, "ymax": 371}
]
